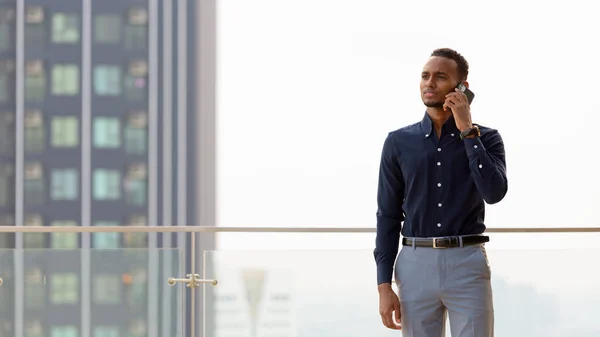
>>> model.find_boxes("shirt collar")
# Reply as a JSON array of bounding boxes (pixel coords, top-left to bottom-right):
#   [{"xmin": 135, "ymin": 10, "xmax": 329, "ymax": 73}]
[{"xmin": 420, "ymin": 112, "xmax": 460, "ymax": 138}]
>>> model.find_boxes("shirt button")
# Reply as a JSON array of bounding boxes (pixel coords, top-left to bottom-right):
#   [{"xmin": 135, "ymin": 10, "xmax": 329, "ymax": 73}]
[
  {"xmin": 425, "ymin": 133, "xmax": 429, "ymax": 137},
  {"xmin": 451, "ymin": 133, "xmax": 455, "ymax": 137},
  {"xmin": 474, "ymin": 145, "xmax": 478, "ymax": 149},
  {"xmin": 438, "ymin": 203, "xmax": 442, "ymax": 207},
  {"xmin": 437, "ymin": 162, "xmax": 441, "ymax": 166},
  {"xmin": 437, "ymin": 223, "xmax": 442, "ymax": 228},
  {"xmin": 479, "ymin": 164, "xmax": 483, "ymax": 169},
  {"xmin": 437, "ymin": 183, "xmax": 441, "ymax": 187},
  {"xmin": 437, "ymin": 148, "xmax": 441, "ymax": 152}
]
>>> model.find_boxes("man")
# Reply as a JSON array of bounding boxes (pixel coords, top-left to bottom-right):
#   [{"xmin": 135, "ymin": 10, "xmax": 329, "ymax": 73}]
[{"xmin": 373, "ymin": 48, "xmax": 508, "ymax": 337}]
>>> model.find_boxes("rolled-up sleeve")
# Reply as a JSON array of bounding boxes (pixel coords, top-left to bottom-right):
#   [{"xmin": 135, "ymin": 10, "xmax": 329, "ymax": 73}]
[{"xmin": 373, "ymin": 133, "xmax": 405, "ymax": 285}]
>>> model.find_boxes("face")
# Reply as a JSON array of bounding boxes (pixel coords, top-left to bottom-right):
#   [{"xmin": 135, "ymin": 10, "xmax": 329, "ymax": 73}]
[{"xmin": 420, "ymin": 56, "xmax": 462, "ymax": 108}]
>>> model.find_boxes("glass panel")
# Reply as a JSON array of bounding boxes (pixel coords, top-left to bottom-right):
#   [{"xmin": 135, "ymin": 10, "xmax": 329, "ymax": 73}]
[
  {"xmin": 93, "ymin": 66, "xmax": 121, "ymax": 96},
  {"xmin": 93, "ymin": 274, "xmax": 120, "ymax": 305},
  {"xmin": 93, "ymin": 117, "xmax": 120, "ymax": 148},
  {"xmin": 94, "ymin": 15, "xmax": 120, "ymax": 43},
  {"xmin": 52, "ymin": 13, "xmax": 79, "ymax": 43},
  {"xmin": 52, "ymin": 65, "xmax": 79, "ymax": 96},
  {"xmin": 204, "ymin": 235, "xmax": 600, "ymax": 337},
  {"xmin": 93, "ymin": 169, "xmax": 120, "ymax": 200},
  {"xmin": 93, "ymin": 327, "xmax": 119, "ymax": 337},
  {"xmin": 51, "ymin": 116, "xmax": 79, "ymax": 147},
  {"xmin": 25, "ymin": 61, "xmax": 45, "ymax": 102},
  {"xmin": 0, "ymin": 248, "xmax": 183, "ymax": 337},
  {"xmin": 51, "ymin": 169, "xmax": 78, "ymax": 200}
]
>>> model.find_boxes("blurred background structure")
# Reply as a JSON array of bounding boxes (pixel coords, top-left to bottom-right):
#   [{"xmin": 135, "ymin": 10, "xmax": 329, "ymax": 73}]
[
  {"xmin": 0, "ymin": 0, "xmax": 215, "ymax": 336},
  {"xmin": 1, "ymin": 0, "xmax": 600, "ymax": 336}
]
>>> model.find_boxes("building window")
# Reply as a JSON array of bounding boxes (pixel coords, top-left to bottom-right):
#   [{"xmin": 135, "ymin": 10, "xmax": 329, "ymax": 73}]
[
  {"xmin": 24, "ymin": 162, "xmax": 44, "ymax": 205},
  {"xmin": 0, "ymin": 59, "xmax": 15, "ymax": 106},
  {"xmin": 124, "ymin": 8, "xmax": 147, "ymax": 51},
  {"xmin": 24, "ymin": 214, "xmax": 45, "ymax": 249},
  {"xmin": 51, "ymin": 326, "xmax": 78, "ymax": 337},
  {"xmin": 25, "ymin": 268, "xmax": 45, "ymax": 309},
  {"xmin": 52, "ymin": 13, "xmax": 79, "ymax": 43},
  {"xmin": 123, "ymin": 215, "xmax": 147, "ymax": 248},
  {"xmin": 24, "ymin": 109, "xmax": 44, "ymax": 153},
  {"xmin": 52, "ymin": 116, "xmax": 78, "ymax": 147},
  {"xmin": 25, "ymin": 60, "xmax": 45, "ymax": 102},
  {"xmin": 124, "ymin": 113, "xmax": 146, "ymax": 155},
  {"xmin": 94, "ymin": 14, "xmax": 120, "ymax": 43},
  {"xmin": 25, "ymin": 5, "xmax": 45, "ymax": 48},
  {"xmin": 0, "ymin": 164, "xmax": 13, "ymax": 207},
  {"xmin": 93, "ymin": 117, "xmax": 120, "ymax": 148},
  {"xmin": 51, "ymin": 221, "xmax": 78, "ymax": 249},
  {"xmin": 125, "ymin": 164, "xmax": 146, "ymax": 206},
  {"xmin": 93, "ymin": 327, "xmax": 119, "ymax": 337},
  {"xmin": 124, "ymin": 75, "xmax": 146, "ymax": 101},
  {"xmin": 94, "ymin": 66, "xmax": 121, "ymax": 96},
  {"xmin": 50, "ymin": 274, "xmax": 78, "ymax": 304},
  {"xmin": 93, "ymin": 169, "xmax": 120, "ymax": 200},
  {"xmin": 0, "ymin": 112, "xmax": 14, "ymax": 155},
  {"xmin": 52, "ymin": 64, "xmax": 79, "ymax": 95},
  {"xmin": 93, "ymin": 275, "xmax": 120, "ymax": 305},
  {"xmin": 51, "ymin": 169, "xmax": 78, "ymax": 200},
  {"xmin": 93, "ymin": 221, "xmax": 119, "ymax": 249},
  {"xmin": 0, "ymin": 7, "xmax": 15, "ymax": 52}
]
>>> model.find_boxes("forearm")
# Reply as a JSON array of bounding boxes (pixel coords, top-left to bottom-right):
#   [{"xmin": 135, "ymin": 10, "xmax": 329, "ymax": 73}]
[{"xmin": 463, "ymin": 136, "xmax": 508, "ymax": 204}]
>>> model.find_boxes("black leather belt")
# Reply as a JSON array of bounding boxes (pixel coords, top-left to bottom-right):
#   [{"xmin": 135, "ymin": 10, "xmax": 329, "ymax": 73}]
[{"xmin": 402, "ymin": 235, "xmax": 489, "ymax": 248}]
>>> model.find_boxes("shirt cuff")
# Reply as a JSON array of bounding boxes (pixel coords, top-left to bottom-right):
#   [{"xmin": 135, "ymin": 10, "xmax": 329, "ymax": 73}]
[
  {"xmin": 377, "ymin": 263, "xmax": 394, "ymax": 285},
  {"xmin": 463, "ymin": 136, "xmax": 485, "ymax": 158}
]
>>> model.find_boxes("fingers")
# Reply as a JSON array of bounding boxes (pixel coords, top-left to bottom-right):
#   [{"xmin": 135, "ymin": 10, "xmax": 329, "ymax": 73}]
[
  {"xmin": 380, "ymin": 309, "xmax": 402, "ymax": 330},
  {"xmin": 394, "ymin": 304, "xmax": 402, "ymax": 326}
]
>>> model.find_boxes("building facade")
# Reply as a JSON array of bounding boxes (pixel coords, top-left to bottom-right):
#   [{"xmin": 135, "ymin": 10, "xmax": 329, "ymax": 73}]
[{"xmin": 0, "ymin": 0, "xmax": 216, "ymax": 336}]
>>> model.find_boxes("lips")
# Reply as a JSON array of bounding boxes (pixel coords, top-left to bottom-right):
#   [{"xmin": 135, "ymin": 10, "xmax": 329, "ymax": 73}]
[{"xmin": 424, "ymin": 91, "xmax": 436, "ymax": 97}]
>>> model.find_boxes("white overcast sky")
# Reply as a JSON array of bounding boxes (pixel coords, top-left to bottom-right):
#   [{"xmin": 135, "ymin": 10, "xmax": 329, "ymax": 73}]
[{"xmin": 214, "ymin": 0, "xmax": 600, "ymax": 250}]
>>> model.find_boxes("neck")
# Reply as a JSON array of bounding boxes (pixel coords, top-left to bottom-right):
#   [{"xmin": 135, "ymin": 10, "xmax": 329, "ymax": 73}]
[{"xmin": 426, "ymin": 107, "xmax": 452, "ymax": 135}]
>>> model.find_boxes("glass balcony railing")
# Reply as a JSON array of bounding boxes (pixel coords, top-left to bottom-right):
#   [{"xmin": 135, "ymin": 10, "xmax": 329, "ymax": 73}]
[{"xmin": 0, "ymin": 226, "xmax": 598, "ymax": 337}]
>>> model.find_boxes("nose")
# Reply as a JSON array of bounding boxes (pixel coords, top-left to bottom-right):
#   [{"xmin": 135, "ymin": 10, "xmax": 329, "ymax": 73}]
[{"xmin": 425, "ymin": 77, "xmax": 435, "ymax": 88}]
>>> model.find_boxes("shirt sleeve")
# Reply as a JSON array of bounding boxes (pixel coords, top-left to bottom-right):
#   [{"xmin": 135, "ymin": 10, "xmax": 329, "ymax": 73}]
[
  {"xmin": 463, "ymin": 128, "xmax": 508, "ymax": 204},
  {"xmin": 373, "ymin": 133, "xmax": 405, "ymax": 285}
]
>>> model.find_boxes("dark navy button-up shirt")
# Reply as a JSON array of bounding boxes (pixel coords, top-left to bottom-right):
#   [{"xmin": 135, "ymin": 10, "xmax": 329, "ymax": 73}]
[{"xmin": 373, "ymin": 112, "xmax": 508, "ymax": 284}]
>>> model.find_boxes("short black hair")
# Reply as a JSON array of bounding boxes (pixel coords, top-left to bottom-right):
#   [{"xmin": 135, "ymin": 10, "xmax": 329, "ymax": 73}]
[{"xmin": 430, "ymin": 48, "xmax": 469, "ymax": 81}]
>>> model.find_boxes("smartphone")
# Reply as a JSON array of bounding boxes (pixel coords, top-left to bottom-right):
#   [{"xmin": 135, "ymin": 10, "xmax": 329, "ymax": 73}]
[{"xmin": 456, "ymin": 83, "xmax": 475, "ymax": 105}]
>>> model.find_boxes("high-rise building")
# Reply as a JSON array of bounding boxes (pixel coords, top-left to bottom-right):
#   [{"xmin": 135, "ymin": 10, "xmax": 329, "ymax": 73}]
[{"xmin": 0, "ymin": 0, "xmax": 216, "ymax": 336}]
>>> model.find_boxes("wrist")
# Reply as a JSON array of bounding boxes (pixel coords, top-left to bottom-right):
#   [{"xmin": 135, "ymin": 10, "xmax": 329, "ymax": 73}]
[{"xmin": 378, "ymin": 283, "xmax": 393, "ymax": 293}]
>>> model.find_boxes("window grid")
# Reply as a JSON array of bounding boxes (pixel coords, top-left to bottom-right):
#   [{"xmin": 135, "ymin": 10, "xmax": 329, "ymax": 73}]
[{"xmin": 50, "ymin": 274, "xmax": 78, "ymax": 304}]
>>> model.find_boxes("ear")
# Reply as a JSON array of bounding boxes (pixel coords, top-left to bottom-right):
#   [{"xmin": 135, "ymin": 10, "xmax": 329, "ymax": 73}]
[{"xmin": 463, "ymin": 81, "xmax": 469, "ymax": 88}]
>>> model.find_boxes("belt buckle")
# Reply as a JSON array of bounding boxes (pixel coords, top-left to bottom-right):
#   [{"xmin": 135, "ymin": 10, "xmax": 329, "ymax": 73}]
[{"xmin": 432, "ymin": 238, "xmax": 447, "ymax": 249}]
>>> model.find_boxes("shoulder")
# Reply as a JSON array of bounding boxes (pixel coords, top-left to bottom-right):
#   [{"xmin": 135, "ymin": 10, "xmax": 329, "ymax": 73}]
[
  {"xmin": 386, "ymin": 121, "xmax": 423, "ymax": 141},
  {"xmin": 475, "ymin": 123, "xmax": 505, "ymax": 145}
]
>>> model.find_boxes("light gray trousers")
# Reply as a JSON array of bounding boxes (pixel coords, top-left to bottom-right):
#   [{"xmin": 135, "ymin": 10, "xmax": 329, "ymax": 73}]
[{"xmin": 394, "ymin": 241, "xmax": 493, "ymax": 337}]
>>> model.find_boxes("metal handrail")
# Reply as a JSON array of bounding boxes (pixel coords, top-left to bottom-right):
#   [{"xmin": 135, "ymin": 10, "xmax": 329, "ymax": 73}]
[{"xmin": 0, "ymin": 226, "xmax": 599, "ymax": 233}]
